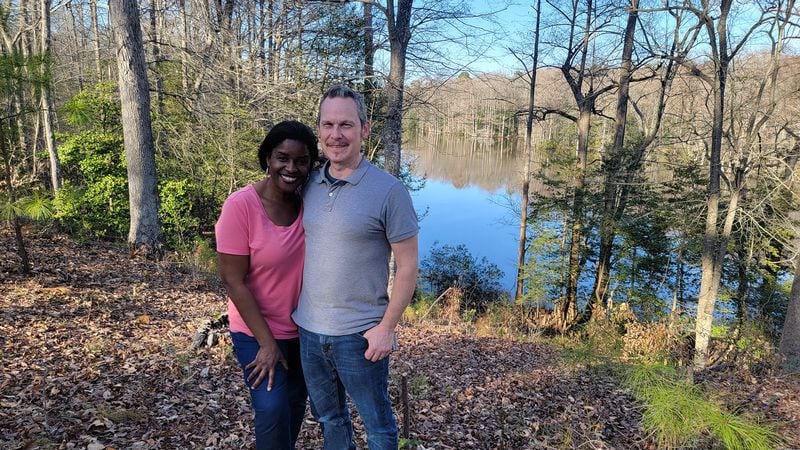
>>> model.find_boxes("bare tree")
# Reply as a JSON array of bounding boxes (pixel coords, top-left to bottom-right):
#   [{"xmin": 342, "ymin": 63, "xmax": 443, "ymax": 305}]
[
  {"xmin": 513, "ymin": 0, "xmax": 542, "ymax": 301},
  {"xmin": 363, "ymin": 1, "xmax": 376, "ymax": 114},
  {"xmin": 39, "ymin": 0, "xmax": 61, "ymax": 193},
  {"xmin": 90, "ymin": 0, "xmax": 102, "ymax": 79},
  {"xmin": 688, "ymin": 0, "xmax": 794, "ymax": 372}
]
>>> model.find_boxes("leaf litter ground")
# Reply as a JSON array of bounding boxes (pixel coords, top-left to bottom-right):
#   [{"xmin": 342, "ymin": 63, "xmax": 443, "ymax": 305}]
[{"xmin": 1, "ymin": 231, "xmax": 798, "ymax": 449}]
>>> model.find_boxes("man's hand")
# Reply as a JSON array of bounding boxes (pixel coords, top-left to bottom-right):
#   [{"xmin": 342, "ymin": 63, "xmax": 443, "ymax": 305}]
[{"xmin": 363, "ymin": 325, "xmax": 395, "ymax": 362}]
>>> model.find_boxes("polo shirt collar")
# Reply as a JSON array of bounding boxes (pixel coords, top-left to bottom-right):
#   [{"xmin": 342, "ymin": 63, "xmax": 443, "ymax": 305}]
[{"xmin": 315, "ymin": 156, "xmax": 370, "ymax": 186}]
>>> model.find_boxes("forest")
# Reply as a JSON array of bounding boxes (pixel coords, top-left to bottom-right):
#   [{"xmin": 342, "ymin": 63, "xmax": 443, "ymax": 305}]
[{"xmin": 2, "ymin": 0, "xmax": 800, "ymax": 448}]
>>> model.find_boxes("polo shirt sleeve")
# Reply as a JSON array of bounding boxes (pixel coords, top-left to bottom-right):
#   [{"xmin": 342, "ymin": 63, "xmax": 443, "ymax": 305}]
[
  {"xmin": 215, "ymin": 192, "xmax": 251, "ymax": 256},
  {"xmin": 384, "ymin": 182, "xmax": 419, "ymax": 243}
]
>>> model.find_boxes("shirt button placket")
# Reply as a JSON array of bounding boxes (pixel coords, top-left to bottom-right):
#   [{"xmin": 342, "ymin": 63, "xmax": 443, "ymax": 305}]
[{"xmin": 325, "ymin": 185, "xmax": 336, "ymax": 211}]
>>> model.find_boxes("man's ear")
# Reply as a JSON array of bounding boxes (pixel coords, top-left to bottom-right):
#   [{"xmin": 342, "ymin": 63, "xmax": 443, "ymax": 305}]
[{"xmin": 361, "ymin": 121, "xmax": 371, "ymax": 139}]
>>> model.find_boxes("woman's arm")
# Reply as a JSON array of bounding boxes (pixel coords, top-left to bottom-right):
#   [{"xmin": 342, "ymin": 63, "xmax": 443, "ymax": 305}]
[{"xmin": 219, "ymin": 252, "xmax": 287, "ymax": 390}]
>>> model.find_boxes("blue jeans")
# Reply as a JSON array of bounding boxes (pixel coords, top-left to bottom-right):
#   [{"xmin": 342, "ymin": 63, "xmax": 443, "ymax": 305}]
[
  {"xmin": 230, "ymin": 332, "xmax": 308, "ymax": 450},
  {"xmin": 299, "ymin": 327, "xmax": 397, "ymax": 450}
]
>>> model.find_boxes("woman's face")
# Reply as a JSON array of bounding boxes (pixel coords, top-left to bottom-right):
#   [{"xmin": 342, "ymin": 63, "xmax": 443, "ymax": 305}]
[{"xmin": 267, "ymin": 139, "xmax": 312, "ymax": 193}]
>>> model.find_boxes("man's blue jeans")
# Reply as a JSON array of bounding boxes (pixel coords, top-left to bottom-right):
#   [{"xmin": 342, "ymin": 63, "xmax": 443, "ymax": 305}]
[
  {"xmin": 299, "ymin": 327, "xmax": 398, "ymax": 450},
  {"xmin": 230, "ymin": 332, "xmax": 308, "ymax": 450}
]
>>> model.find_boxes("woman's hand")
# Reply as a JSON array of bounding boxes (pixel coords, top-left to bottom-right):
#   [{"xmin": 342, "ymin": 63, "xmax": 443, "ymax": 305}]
[{"xmin": 245, "ymin": 340, "xmax": 288, "ymax": 391}]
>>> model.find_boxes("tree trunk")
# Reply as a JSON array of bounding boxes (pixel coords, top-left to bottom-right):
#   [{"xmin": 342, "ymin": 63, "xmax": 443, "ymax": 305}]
[
  {"xmin": 257, "ymin": 0, "xmax": 266, "ymax": 81},
  {"xmin": 779, "ymin": 256, "xmax": 800, "ymax": 373},
  {"xmin": 363, "ymin": 2, "xmax": 375, "ymax": 116},
  {"xmin": 382, "ymin": 0, "xmax": 413, "ymax": 177},
  {"xmin": 0, "ymin": 125, "xmax": 31, "ymax": 274},
  {"xmin": 39, "ymin": 0, "xmax": 61, "ymax": 193},
  {"xmin": 561, "ymin": 104, "xmax": 591, "ymax": 328},
  {"xmin": 515, "ymin": 0, "xmax": 541, "ymax": 301},
  {"xmin": 110, "ymin": 0, "xmax": 162, "ymax": 253},
  {"xmin": 67, "ymin": 1, "xmax": 85, "ymax": 91},
  {"xmin": 555, "ymin": 0, "xmax": 596, "ymax": 330},
  {"xmin": 90, "ymin": 0, "xmax": 102, "ymax": 80},
  {"xmin": 589, "ymin": 0, "xmax": 638, "ymax": 315},
  {"xmin": 149, "ymin": 0, "xmax": 166, "ymax": 119},
  {"xmin": 272, "ymin": 0, "xmax": 283, "ymax": 83},
  {"xmin": 693, "ymin": 0, "xmax": 738, "ymax": 372}
]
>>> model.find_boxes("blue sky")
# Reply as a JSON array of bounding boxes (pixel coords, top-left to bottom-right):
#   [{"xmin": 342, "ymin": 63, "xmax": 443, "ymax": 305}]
[
  {"xmin": 465, "ymin": 1, "xmax": 539, "ymax": 74},
  {"xmin": 401, "ymin": 0, "xmax": 793, "ymax": 78}
]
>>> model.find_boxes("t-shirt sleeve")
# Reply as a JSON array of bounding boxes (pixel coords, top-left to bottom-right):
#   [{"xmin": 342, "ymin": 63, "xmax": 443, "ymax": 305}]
[
  {"xmin": 384, "ymin": 182, "xmax": 419, "ymax": 243},
  {"xmin": 215, "ymin": 192, "xmax": 251, "ymax": 255}
]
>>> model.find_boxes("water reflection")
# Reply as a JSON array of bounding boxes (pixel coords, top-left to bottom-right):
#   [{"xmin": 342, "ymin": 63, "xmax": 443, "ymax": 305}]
[{"xmin": 407, "ymin": 134, "xmax": 524, "ymax": 193}]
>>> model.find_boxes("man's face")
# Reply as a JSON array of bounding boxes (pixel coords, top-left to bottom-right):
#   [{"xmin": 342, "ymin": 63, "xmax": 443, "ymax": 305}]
[{"xmin": 318, "ymin": 97, "xmax": 370, "ymax": 168}]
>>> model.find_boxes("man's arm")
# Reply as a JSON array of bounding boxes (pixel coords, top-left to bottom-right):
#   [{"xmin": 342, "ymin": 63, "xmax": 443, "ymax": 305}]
[{"xmin": 363, "ymin": 234, "xmax": 419, "ymax": 362}]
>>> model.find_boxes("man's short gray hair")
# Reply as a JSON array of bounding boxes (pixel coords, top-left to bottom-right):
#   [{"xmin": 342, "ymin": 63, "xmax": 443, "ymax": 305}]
[{"xmin": 319, "ymin": 85, "xmax": 368, "ymax": 126}]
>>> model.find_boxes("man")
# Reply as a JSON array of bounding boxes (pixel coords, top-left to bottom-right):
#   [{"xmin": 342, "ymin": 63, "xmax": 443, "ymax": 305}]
[{"xmin": 292, "ymin": 85, "xmax": 419, "ymax": 449}]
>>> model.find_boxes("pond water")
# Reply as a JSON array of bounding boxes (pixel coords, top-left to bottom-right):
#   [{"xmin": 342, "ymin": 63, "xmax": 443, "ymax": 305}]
[
  {"xmin": 403, "ymin": 134, "xmax": 710, "ymax": 315},
  {"xmin": 405, "ymin": 135, "xmax": 529, "ymax": 294}
]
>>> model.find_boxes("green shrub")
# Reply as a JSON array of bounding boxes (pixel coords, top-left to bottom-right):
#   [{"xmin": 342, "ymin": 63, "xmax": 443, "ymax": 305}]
[
  {"xmin": 419, "ymin": 243, "xmax": 507, "ymax": 312},
  {"xmin": 55, "ymin": 130, "xmax": 129, "ymax": 239},
  {"xmin": 1, "ymin": 191, "xmax": 54, "ymax": 223},
  {"xmin": 160, "ymin": 179, "xmax": 200, "ymax": 248},
  {"xmin": 641, "ymin": 382, "xmax": 707, "ymax": 447},
  {"xmin": 56, "ymin": 124, "xmax": 208, "ymax": 247},
  {"xmin": 708, "ymin": 321, "xmax": 776, "ymax": 375},
  {"xmin": 55, "ymin": 177, "xmax": 129, "ymax": 240}
]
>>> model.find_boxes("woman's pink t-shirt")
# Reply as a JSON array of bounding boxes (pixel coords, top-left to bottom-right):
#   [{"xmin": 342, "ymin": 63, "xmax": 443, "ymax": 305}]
[{"xmin": 215, "ymin": 185, "xmax": 304, "ymax": 339}]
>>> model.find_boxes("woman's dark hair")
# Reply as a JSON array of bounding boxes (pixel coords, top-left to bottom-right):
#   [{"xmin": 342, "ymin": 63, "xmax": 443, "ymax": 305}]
[{"xmin": 258, "ymin": 120, "xmax": 319, "ymax": 171}]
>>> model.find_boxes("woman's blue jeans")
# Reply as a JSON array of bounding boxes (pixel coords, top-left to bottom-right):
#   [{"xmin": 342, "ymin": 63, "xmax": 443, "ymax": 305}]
[
  {"xmin": 230, "ymin": 332, "xmax": 308, "ymax": 450},
  {"xmin": 299, "ymin": 327, "xmax": 398, "ymax": 450}
]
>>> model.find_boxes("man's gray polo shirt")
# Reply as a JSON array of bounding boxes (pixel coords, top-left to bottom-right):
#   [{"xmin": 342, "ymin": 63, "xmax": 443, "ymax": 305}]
[{"xmin": 292, "ymin": 157, "xmax": 418, "ymax": 336}]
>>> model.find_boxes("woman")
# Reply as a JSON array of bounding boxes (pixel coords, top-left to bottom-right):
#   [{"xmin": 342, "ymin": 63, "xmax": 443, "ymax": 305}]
[{"xmin": 215, "ymin": 120, "xmax": 318, "ymax": 449}]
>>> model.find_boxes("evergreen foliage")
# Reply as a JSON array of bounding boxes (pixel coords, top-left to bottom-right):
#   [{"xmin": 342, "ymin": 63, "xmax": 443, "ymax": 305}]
[{"xmin": 623, "ymin": 363, "xmax": 781, "ymax": 449}]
